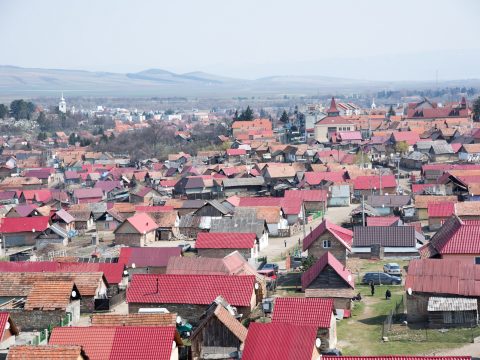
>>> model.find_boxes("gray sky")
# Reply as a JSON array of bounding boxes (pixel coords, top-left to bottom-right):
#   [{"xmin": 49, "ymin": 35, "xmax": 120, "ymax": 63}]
[{"xmin": 1, "ymin": 0, "xmax": 480, "ymax": 80}]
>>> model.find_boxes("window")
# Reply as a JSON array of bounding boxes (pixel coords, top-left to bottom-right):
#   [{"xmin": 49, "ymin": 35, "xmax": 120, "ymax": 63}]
[
  {"xmin": 475, "ymin": 257, "xmax": 480, "ymax": 265},
  {"xmin": 322, "ymin": 240, "xmax": 331, "ymax": 249}
]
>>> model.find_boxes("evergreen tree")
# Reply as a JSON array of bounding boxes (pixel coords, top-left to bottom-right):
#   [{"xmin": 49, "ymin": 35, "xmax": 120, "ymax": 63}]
[
  {"xmin": 473, "ymin": 96, "xmax": 480, "ymax": 122},
  {"xmin": 239, "ymin": 106, "xmax": 254, "ymax": 121},
  {"xmin": 10, "ymin": 99, "xmax": 35, "ymax": 120},
  {"xmin": 0, "ymin": 104, "xmax": 8, "ymax": 119},
  {"xmin": 279, "ymin": 110, "xmax": 289, "ymax": 123},
  {"xmin": 387, "ymin": 105, "xmax": 395, "ymax": 118},
  {"xmin": 68, "ymin": 133, "xmax": 77, "ymax": 145}
]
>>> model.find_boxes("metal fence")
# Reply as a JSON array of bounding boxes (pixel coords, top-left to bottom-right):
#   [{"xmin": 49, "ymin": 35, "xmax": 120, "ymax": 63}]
[{"xmin": 382, "ymin": 296, "xmax": 405, "ymax": 338}]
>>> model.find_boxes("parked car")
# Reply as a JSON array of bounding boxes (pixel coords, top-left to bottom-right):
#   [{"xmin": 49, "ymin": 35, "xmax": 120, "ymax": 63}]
[
  {"xmin": 383, "ymin": 263, "xmax": 402, "ymax": 276},
  {"xmin": 321, "ymin": 349, "xmax": 343, "ymax": 356},
  {"xmin": 361, "ymin": 272, "xmax": 402, "ymax": 285},
  {"xmin": 261, "ymin": 263, "xmax": 279, "ymax": 273},
  {"xmin": 177, "ymin": 243, "xmax": 191, "ymax": 253}
]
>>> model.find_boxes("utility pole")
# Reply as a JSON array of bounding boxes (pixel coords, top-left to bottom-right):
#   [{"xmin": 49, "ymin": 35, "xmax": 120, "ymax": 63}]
[
  {"xmin": 396, "ymin": 157, "xmax": 400, "ymax": 194},
  {"xmin": 379, "ymin": 171, "xmax": 383, "ymax": 196},
  {"xmin": 362, "ymin": 195, "xmax": 365, "ymax": 227}
]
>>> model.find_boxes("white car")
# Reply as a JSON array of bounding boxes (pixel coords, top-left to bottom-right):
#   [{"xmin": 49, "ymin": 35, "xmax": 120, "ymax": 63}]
[{"xmin": 383, "ymin": 263, "xmax": 402, "ymax": 276}]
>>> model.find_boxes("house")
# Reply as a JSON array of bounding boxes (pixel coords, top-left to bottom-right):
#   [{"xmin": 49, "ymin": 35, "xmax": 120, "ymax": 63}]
[
  {"xmin": 428, "ymin": 143, "xmax": 456, "ymax": 162},
  {"xmin": 118, "ymin": 247, "xmax": 182, "ymax": 274},
  {"xmin": 366, "ymin": 195, "xmax": 411, "ymax": 216},
  {"xmin": 458, "ymin": 143, "xmax": 480, "ymax": 162},
  {"xmin": 191, "ymin": 296, "xmax": 248, "ymax": 360},
  {"xmin": 7, "ymin": 345, "xmax": 86, "ymax": 359},
  {"xmin": 49, "ymin": 325, "xmax": 182, "ymax": 360},
  {"xmin": 193, "ymin": 200, "xmax": 232, "ymax": 218},
  {"xmin": 0, "ymin": 275, "xmax": 81, "ymax": 331},
  {"xmin": 90, "ymin": 313, "xmax": 177, "ymax": 327},
  {"xmin": 272, "ymin": 297, "xmax": 336, "ymax": 351},
  {"xmin": 419, "ymin": 215, "xmax": 480, "ymax": 262},
  {"xmin": 166, "ymin": 251, "xmax": 266, "ymax": 301},
  {"xmin": 68, "ymin": 207, "xmax": 95, "ymax": 232},
  {"xmin": 94, "ymin": 180, "xmax": 124, "ymax": 199},
  {"xmin": 73, "ymin": 188, "xmax": 104, "ymax": 204},
  {"xmin": 315, "ymin": 98, "xmax": 354, "ymax": 143},
  {"xmin": 414, "ymin": 195, "xmax": 458, "ymax": 220},
  {"xmin": 35, "ymin": 223, "xmax": 70, "ymax": 249},
  {"xmin": 352, "ymin": 226, "xmax": 424, "ymax": 258},
  {"xmin": 455, "ymin": 201, "xmax": 480, "ymax": 221},
  {"xmin": 127, "ymin": 274, "xmax": 257, "ymax": 325},
  {"xmin": 148, "ymin": 210, "xmax": 179, "ymax": 240},
  {"xmin": 401, "ymin": 151, "xmax": 430, "ymax": 170},
  {"xmin": 226, "ymin": 148, "xmax": 247, "ymax": 162},
  {"xmin": 405, "ymin": 258, "xmax": 480, "ymax": 326},
  {"xmin": 366, "ymin": 216, "xmax": 401, "ymax": 227},
  {"xmin": 284, "ymin": 190, "xmax": 327, "ymax": 215},
  {"xmin": 241, "ymin": 322, "xmax": 320, "ymax": 360},
  {"xmin": 51, "ymin": 209, "xmax": 75, "ymax": 232},
  {"xmin": 242, "ymin": 206, "xmax": 288, "ymax": 237},
  {"xmin": 114, "ymin": 213, "xmax": 159, "ymax": 246},
  {"xmin": 427, "ymin": 202, "xmax": 456, "ymax": 231},
  {"xmin": 0, "ymin": 191, "xmax": 18, "ymax": 205},
  {"xmin": 303, "ymin": 219, "xmax": 353, "ymax": 265},
  {"xmin": 390, "ymin": 131, "xmax": 420, "ymax": 151},
  {"xmin": 353, "ymin": 175, "xmax": 397, "ymax": 197},
  {"xmin": 327, "ymin": 185, "xmax": 351, "ymax": 207},
  {"xmin": 222, "ymin": 177, "xmax": 266, "ymax": 197},
  {"xmin": 196, "ymin": 232, "xmax": 258, "ymax": 260},
  {"xmin": 0, "ymin": 313, "xmax": 18, "ymax": 350},
  {"xmin": 301, "ymin": 252, "xmax": 355, "ymax": 310},
  {"xmin": 0, "ymin": 216, "xmax": 50, "ymax": 247},
  {"xmin": 129, "ymin": 185, "xmax": 161, "ymax": 205},
  {"xmin": 210, "ymin": 211, "xmax": 269, "ymax": 251}
]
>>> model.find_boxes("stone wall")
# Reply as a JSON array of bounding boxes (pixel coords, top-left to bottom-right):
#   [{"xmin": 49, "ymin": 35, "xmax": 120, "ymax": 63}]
[
  {"xmin": 6, "ymin": 309, "xmax": 65, "ymax": 332},
  {"xmin": 308, "ymin": 232, "xmax": 347, "ymax": 265}
]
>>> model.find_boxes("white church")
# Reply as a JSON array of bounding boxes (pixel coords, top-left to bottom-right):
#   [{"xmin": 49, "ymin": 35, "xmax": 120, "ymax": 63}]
[{"xmin": 59, "ymin": 93, "xmax": 67, "ymax": 113}]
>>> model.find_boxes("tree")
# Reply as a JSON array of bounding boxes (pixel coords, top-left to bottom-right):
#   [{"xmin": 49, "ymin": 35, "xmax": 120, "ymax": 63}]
[
  {"xmin": 387, "ymin": 105, "xmax": 395, "ymax": 118},
  {"xmin": 37, "ymin": 132, "xmax": 47, "ymax": 141},
  {"xmin": 239, "ymin": 106, "xmax": 254, "ymax": 121},
  {"xmin": 473, "ymin": 96, "xmax": 480, "ymax": 122},
  {"xmin": 279, "ymin": 110, "xmax": 289, "ymax": 123},
  {"xmin": 394, "ymin": 141, "xmax": 409, "ymax": 154},
  {"xmin": 68, "ymin": 133, "xmax": 77, "ymax": 145},
  {"xmin": 355, "ymin": 150, "xmax": 371, "ymax": 167},
  {"xmin": 10, "ymin": 99, "xmax": 35, "ymax": 120},
  {"xmin": 233, "ymin": 109, "xmax": 239, "ymax": 120},
  {"xmin": 36, "ymin": 111, "xmax": 47, "ymax": 129},
  {"xmin": 0, "ymin": 104, "xmax": 8, "ymax": 119}
]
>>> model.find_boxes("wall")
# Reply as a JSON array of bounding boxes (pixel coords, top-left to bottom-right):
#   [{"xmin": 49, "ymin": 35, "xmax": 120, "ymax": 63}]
[
  {"xmin": 6, "ymin": 309, "xmax": 65, "ymax": 332},
  {"xmin": 308, "ymin": 232, "xmax": 347, "ymax": 265},
  {"xmin": 406, "ymin": 293, "xmax": 429, "ymax": 323}
]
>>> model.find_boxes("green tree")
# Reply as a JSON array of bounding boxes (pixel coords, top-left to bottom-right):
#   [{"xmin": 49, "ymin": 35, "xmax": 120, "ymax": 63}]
[
  {"xmin": 394, "ymin": 141, "xmax": 409, "ymax": 154},
  {"xmin": 279, "ymin": 110, "xmax": 289, "ymax": 123},
  {"xmin": 239, "ymin": 106, "xmax": 254, "ymax": 121},
  {"xmin": 10, "ymin": 99, "xmax": 35, "ymax": 120},
  {"xmin": 355, "ymin": 150, "xmax": 371, "ymax": 167},
  {"xmin": 68, "ymin": 133, "xmax": 77, "ymax": 145},
  {"xmin": 387, "ymin": 105, "xmax": 395, "ymax": 118},
  {"xmin": 0, "ymin": 104, "xmax": 8, "ymax": 119},
  {"xmin": 37, "ymin": 132, "xmax": 47, "ymax": 141},
  {"xmin": 473, "ymin": 96, "xmax": 480, "ymax": 122}
]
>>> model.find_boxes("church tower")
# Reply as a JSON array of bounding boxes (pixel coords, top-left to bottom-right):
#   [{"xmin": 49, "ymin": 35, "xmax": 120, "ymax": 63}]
[
  {"xmin": 59, "ymin": 92, "xmax": 67, "ymax": 114},
  {"xmin": 371, "ymin": 98, "xmax": 376, "ymax": 110}
]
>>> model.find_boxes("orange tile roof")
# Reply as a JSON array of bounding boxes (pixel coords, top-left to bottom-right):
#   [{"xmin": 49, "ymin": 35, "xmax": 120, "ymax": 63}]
[
  {"xmin": 24, "ymin": 280, "xmax": 76, "ymax": 310},
  {"xmin": 7, "ymin": 345, "xmax": 85, "ymax": 360},
  {"xmin": 91, "ymin": 313, "xmax": 177, "ymax": 327}
]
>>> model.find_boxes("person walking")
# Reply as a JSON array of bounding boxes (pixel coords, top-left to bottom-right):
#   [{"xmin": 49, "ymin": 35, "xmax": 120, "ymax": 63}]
[
  {"xmin": 370, "ymin": 281, "xmax": 375, "ymax": 296},
  {"xmin": 385, "ymin": 289, "xmax": 391, "ymax": 300},
  {"xmin": 284, "ymin": 239, "xmax": 287, "ymax": 248}
]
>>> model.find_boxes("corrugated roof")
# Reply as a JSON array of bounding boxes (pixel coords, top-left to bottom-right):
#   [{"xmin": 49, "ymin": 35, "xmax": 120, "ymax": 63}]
[
  {"xmin": 242, "ymin": 322, "xmax": 318, "ymax": 360},
  {"xmin": 0, "ymin": 216, "xmax": 50, "ymax": 233},
  {"xmin": 366, "ymin": 195, "xmax": 411, "ymax": 208},
  {"xmin": 353, "ymin": 226, "xmax": 417, "ymax": 247},
  {"xmin": 118, "ymin": 247, "xmax": 181, "ymax": 268},
  {"xmin": 127, "ymin": 274, "xmax": 256, "ymax": 307},
  {"xmin": 50, "ymin": 326, "xmax": 178, "ymax": 360},
  {"xmin": 272, "ymin": 297, "xmax": 334, "ymax": 328},
  {"xmin": 426, "ymin": 216, "xmax": 480, "ymax": 255},
  {"xmin": 366, "ymin": 216, "xmax": 400, "ymax": 227},
  {"xmin": 122, "ymin": 213, "xmax": 158, "ymax": 234},
  {"xmin": 303, "ymin": 219, "xmax": 352, "ymax": 251},
  {"xmin": 222, "ymin": 177, "xmax": 265, "ymax": 188},
  {"xmin": 302, "ymin": 252, "xmax": 354, "ymax": 290},
  {"xmin": 428, "ymin": 202, "xmax": 456, "ymax": 217},
  {"xmin": 196, "ymin": 232, "xmax": 256, "ymax": 249},
  {"xmin": 353, "ymin": 175, "xmax": 397, "ymax": 190},
  {"xmin": 405, "ymin": 259, "xmax": 480, "ymax": 297},
  {"xmin": 427, "ymin": 296, "xmax": 477, "ymax": 312}
]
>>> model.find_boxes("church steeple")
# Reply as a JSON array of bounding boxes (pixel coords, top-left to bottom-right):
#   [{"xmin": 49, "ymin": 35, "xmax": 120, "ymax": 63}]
[
  {"xmin": 327, "ymin": 97, "xmax": 340, "ymax": 117},
  {"xmin": 371, "ymin": 98, "xmax": 376, "ymax": 110},
  {"xmin": 59, "ymin": 92, "xmax": 67, "ymax": 113}
]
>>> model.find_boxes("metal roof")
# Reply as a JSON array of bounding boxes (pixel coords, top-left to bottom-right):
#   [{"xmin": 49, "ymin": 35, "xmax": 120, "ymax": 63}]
[{"xmin": 427, "ymin": 296, "xmax": 477, "ymax": 312}]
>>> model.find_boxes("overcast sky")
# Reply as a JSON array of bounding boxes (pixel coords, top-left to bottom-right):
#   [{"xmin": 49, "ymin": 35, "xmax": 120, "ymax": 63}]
[{"xmin": 1, "ymin": 0, "xmax": 480, "ymax": 80}]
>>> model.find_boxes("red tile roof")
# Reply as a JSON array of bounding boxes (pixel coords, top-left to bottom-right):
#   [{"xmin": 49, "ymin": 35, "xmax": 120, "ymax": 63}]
[
  {"xmin": 301, "ymin": 171, "xmax": 346, "ymax": 186},
  {"xmin": 127, "ymin": 274, "xmax": 256, "ymax": 307},
  {"xmin": 0, "ymin": 261, "xmax": 124, "ymax": 285},
  {"xmin": 405, "ymin": 259, "xmax": 480, "ymax": 297},
  {"xmin": 49, "ymin": 326, "xmax": 178, "ymax": 360},
  {"xmin": 391, "ymin": 131, "xmax": 420, "ymax": 145},
  {"xmin": 303, "ymin": 219, "xmax": 353, "ymax": 251},
  {"xmin": 423, "ymin": 216, "xmax": 480, "ymax": 256},
  {"xmin": 124, "ymin": 213, "xmax": 158, "ymax": 234},
  {"xmin": 302, "ymin": 252, "xmax": 354, "ymax": 290},
  {"xmin": 242, "ymin": 322, "xmax": 318, "ymax": 360},
  {"xmin": 196, "ymin": 232, "xmax": 256, "ymax": 249},
  {"xmin": 73, "ymin": 188, "xmax": 104, "ymax": 199},
  {"xmin": 0, "ymin": 216, "xmax": 50, "ymax": 233},
  {"xmin": 226, "ymin": 148, "xmax": 246, "ymax": 156},
  {"xmin": 272, "ymin": 297, "xmax": 334, "ymax": 328},
  {"xmin": 353, "ymin": 175, "xmax": 396, "ymax": 190},
  {"xmin": 427, "ymin": 202, "xmax": 456, "ymax": 217},
  {"xmin": 325, "ymin": 357, "xmax": 470, "ymax": 360},
  {"xmin": 284, "ymin": 189, "xmax": 327, "ymax": 202},
  {"xmin": 338, "ymin": 131, "xmax": 362, "ymax": 141},
  {"xmin": 237, "ymin": 196, "xmax": 301, "ymax": 215},
  {"xmin": 366, "ymin": 216, "xmax": 400, "ymax": 226},
  {"xmin": 118, "ymin": 247, "xmax": 181, "ymax": 268}
]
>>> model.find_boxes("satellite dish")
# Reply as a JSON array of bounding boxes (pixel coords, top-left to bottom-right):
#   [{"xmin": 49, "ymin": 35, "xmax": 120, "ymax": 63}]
[
  {"xmin": 254, "ymin": 283, "xmax": 259, "ymax": 290},
  {"xmin": 176, "ymin": 315, "xmax": 182, "ymax": 324},
  {"xmin": 123, "ymin": 270, "xmax": 128, "ymax": 276},
  {"xmin": 347, "ymin": 275, "xmax": 352, "ymax": 282},
  {"xmin": 71, "ymin": 290, "xmax": 77, "ymax": 297},
  {"xmin": 172, "ymin": 341, "xmax": 176, "ymax": 349},
  {"xmin": 315, "ymin": 338, "xmax": 321, "ymax": 348},
  {"xmin": 407, "ymin": 288, "xmax": 413, "ymax": 296},
  {"xmin": 5, "ymin": 322, "xmax": 10, "ymax": 330},
  {"xmin": 132, "ymin": 263, "xmax": 136, "ymax": 269}
]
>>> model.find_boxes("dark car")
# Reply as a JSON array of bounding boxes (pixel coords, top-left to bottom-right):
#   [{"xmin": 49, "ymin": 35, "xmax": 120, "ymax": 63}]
[
  {"xmin": 361, "ymin": 272, "xmax": 402, "ymax": 285},
  {"xmin": 261, "ymin": 263, "xmax": 279, "ymax": 273},
  {"xmin": 321, "ymin": 349, "xmax": 342, "ymax": 356}
]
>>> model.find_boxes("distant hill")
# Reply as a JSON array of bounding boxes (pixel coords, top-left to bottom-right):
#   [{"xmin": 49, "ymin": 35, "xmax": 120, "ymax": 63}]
[{"xmin": 0, "ymin": 65, "xmax": 479, "ymax": 97}]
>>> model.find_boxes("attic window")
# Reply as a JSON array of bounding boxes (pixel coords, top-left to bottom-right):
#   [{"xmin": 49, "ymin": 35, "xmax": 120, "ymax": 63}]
[{"xmin": 322, "ymin": 240, "xmax": 331, "ymax": 249}]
